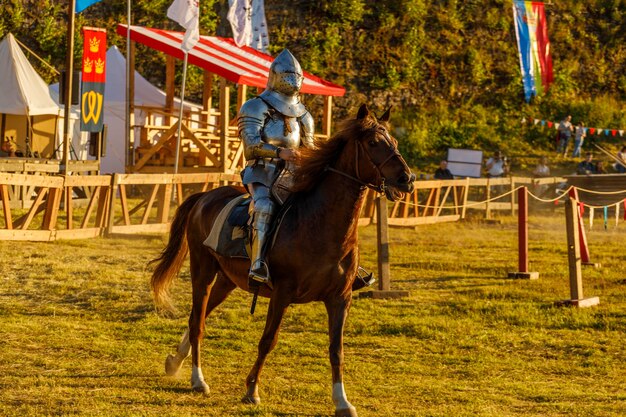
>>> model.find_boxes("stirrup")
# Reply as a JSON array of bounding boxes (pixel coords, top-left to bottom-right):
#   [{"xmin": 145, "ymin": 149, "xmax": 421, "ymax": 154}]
[
  {"xmin": 249, "ymin": 260, "xmax": 271, "ymax": 286},
  {"xmin": 352, "ymin": 266, "xmax": 376, "ymax": 291},
  {"xmin": 357, "ymin": 266, "xmax": 376, "ymax": 286}
]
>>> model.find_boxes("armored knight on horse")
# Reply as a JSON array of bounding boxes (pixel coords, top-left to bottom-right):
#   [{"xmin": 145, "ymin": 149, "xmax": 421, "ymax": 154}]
[{"xmin": 238, "ymin": 49, "xmax": 314, "ymax": 285}]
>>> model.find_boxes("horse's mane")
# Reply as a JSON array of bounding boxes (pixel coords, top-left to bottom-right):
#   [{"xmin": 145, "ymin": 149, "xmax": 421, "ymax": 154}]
[{"xmin": 291, "ymin": 115, "xmax": 382, "ymax": 194}]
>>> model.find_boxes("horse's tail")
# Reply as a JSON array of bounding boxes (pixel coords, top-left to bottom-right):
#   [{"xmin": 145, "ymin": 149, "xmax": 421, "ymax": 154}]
[{"xmin": 149, "ymin": 192, "xmax": 204, "ymax": 311}]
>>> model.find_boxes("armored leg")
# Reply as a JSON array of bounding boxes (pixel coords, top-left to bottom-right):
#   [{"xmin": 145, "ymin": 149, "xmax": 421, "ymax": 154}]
[{"xmin": 249, "ymin": 184, "xmax": 276, "ymax": 285}]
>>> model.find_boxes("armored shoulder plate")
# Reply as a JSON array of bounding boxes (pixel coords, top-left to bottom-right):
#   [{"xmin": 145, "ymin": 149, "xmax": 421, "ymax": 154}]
[
  {"xmin": 299, "ymin": 111, "xmax": 315, "ymax": 149},
  {"xmin": 238, "ymin": 98, "xmax": 278, "ymax": 160}
]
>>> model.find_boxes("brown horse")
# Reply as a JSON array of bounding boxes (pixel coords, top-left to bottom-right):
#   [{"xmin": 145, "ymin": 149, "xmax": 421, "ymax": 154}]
[{"xmin": 150, "ymin": 104, "xmax": 414, "ymax": 417}]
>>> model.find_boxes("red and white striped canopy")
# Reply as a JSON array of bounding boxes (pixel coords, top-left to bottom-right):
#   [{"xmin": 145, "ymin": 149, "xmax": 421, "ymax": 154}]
[{"xmin": 116, "ymin": 24, "xmax": 345, "ymax": 97}]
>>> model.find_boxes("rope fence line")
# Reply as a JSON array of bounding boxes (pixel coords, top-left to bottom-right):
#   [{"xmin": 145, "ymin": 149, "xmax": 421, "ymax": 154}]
[{"xmin": 394, "ymin": 184, "xmax": 626, "ymax": 211}]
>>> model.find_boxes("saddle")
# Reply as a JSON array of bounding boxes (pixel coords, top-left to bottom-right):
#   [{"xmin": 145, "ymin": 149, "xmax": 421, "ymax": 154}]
[
  {"xmin": 203, "ymin": 194, "xmax": 291, "ymax": 259},
  {"xmin": 203, "ymin": 195, "xmax": 251, "ymax": 259}
]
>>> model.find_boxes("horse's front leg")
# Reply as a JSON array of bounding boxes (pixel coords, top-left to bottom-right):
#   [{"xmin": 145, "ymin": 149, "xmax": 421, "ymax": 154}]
[
  {"xmin": 242, "ymin": 294, "xmax": 289, "ymax": 405},
  {"xmin": 325, "ymin": 295, "xmax": 358, "ymax": 417}
]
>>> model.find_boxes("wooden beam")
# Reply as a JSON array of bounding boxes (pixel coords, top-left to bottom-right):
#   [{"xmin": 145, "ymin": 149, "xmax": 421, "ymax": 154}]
[
  {"xmin": 236, "ymin": 83, "xmax": 248, "ymax": 112},
  {"xmin": 165, "ymin": 55, "xmax": 176, "ymax": 125},
  {"xmin": 141, "ymin": 184, "xmax": 159, "ymax": 225},
  {"xmin": 219, "ymin": 78, "xmax": 230, "ymax": 173},
  {"xmin": 132, "ymin": 123, "xmax": 179, "ymax": 171},
  {"xmin": 80, "ymin": 185, "xmax": 101, "ymax": 229},
  {"xmin": 1, "ymin": 184, "xmax": 13, "ymax": 229},
  {"xmin": 181, "ymin": 123, "xmax": 220, "ymax": 166},
  {"xmin": 322, "ymin": 96, "xmax": 332, "ymax": 139},
  {"xmin": 202, "ymin": 71, "xmax": 213, "ymax": 125}
]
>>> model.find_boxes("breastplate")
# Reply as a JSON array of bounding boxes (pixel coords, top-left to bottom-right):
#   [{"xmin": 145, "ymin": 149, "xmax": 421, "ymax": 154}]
[{"xmin": 262, "ymin": 113, "xmax": 301, "ymax": 149}]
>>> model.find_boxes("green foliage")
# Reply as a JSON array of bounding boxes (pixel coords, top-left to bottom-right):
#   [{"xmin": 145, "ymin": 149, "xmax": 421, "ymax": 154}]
[{"xmin": 2, "ymin": 1, "xmax": 626, "ymax": 169}]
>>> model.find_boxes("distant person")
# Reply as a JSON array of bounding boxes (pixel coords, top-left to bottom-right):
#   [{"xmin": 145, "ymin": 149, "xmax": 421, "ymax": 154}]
[
  {"xmin": 595, "ymin": 160, "xmax": 607, "ymax": 174},
  {"xmin": 615, "ymin": 146, "xmax": 626, "ymax": 173},
  {"xmin": 532, "ymin": 156, "xmax": 551, "ymax": 196},
  {"xmin": 576, "ymin": 152, "xmax": 596, "ymax": 175},
  {"xmin": 532, "ymin": 156, "xmax": 550, "ymax": 178},
  {"xmin": 485, "ymin": 151, "xmax": 508, "ymax": 178},
  {"xmin": 571, "ymin": 122, "xmax": 586, "ymax": 157},
  {"xmin": 434, "ymin": 160, "xmax": 454, "ymax": 179},
  {"xmin": 1, "ymin": 136, "xmax": 17, "ymax": 157},
  {"xmin": 557, "ymin": 115, "xmax": 573, "ymax": 156}
]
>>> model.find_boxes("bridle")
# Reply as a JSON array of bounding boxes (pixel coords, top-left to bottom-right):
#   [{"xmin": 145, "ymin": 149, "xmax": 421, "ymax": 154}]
[{"xmin": 326, "ymin": 126, "xmax": 406, "ymax": 194}]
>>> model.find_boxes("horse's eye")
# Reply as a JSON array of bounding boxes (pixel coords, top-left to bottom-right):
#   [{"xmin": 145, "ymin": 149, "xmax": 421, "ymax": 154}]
[{"xmin": 368, "ymin": 140, "xmax": 377, "ymax": 146}]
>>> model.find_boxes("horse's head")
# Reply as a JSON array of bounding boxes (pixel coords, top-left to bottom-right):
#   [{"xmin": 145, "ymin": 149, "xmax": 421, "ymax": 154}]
[{"xmin": 352, "ymin": 104, "xmax": 415, "ymax": 201}]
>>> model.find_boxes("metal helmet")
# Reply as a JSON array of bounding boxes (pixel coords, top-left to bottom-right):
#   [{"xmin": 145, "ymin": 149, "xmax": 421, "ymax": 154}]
[
  {"xmin": 260, "ymin": 49, "xmax": 307, "ymax": 117},
  {"xmin": 267, "ymin": 49, "xmax": 303, "ymax": 96}
]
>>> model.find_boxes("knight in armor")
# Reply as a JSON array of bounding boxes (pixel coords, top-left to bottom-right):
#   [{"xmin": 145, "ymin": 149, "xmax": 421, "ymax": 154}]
[{"xmin": 238, "ymin": 49, "xmax": 315, "ymax": 285}]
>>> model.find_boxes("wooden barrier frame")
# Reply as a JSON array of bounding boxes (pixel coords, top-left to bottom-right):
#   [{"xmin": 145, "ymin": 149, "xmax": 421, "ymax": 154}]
[
  {"xmin": 106, "ymin": 172, "xmax": 241, "ymax": 235},
  {"xmin": 0, "ymin": 172, "xmax": 110, "ymax": 241},
  {"xmin": 1, "ymin": 174, "xmax": 573, "ymax": 241}
]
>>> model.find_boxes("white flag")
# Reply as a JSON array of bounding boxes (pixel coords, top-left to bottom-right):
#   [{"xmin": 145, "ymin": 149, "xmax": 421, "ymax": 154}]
[
  {"xmin": 227, "ymin": 0, "xmax": 269, "ymax": 53},
  {"xmin": 167, "ymin": 0, "xmax": 200, "ymax": 52}
]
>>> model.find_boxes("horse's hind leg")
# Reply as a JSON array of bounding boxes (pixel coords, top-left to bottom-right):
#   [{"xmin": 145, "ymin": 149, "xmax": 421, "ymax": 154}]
[
  {"xmin": 189, "ymin": 269, "xmax": 236, "ymax": 394},
  {"xmin": 164, "ymin": 272, "xmax": 236, "ymax": 378},
  {"xmin": 242, "ymin": 294, "xmax": 289, "ymax": 405},
  {"xmin": 325, "ymin": 295, "xmax": 358, "ymax": 417}
]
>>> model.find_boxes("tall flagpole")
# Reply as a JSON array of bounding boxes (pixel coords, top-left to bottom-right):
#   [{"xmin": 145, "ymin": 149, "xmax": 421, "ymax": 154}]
[
  {"xmin": 125, "ymin": 0, "xmax": 132, "ymax": 171},
  {"xmin": 174, "ymin": 52, "xmax": 188, "ymax": 174},
  {"xmin": 63, "ymin": 0, "xmax": 76, "ymax": 174}
]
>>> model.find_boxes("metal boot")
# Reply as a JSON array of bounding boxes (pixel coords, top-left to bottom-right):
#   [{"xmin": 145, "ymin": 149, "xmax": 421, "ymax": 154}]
[{"xmin": 249, "ymin": 211, "xmax": 272, "ymax": 285}]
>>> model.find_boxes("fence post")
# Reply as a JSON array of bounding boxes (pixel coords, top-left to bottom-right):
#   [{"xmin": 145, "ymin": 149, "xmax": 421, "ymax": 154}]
[
  {"xmin": 557, "ymin": 198, "xmax": 599, "ymax": 307},
  {"xmin": 508, "ymin": 186, "xmax": 538, "ymax": 279},
  {"xmin": 359, "ymin": 195, "xmax": 409, "ymax": 299},
  {"xmin": 567, "ymin": 187, "xmax": 601, "ymax": 267}
]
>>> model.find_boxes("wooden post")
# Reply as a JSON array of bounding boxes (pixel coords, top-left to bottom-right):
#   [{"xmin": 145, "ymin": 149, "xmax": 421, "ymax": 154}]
[
  {"xmin": 508, "ymin": 186, "xmax": 538, "ymax": 279},
  {"xmin": 202, "ymin": 71, "xmax": 213, "ymax": 125},
  {"xmin": 322, "ymin": 96, "xmax": 333, "ymax": 139},
  {"xmin": 510, "ymin": 177, "xmax": 516, "ymax": 216},
  {"xmin": 359, "ymin": 195, "xmax": 409, "ymax": 299},
  {"xmin": 557, "ymin": 198, "xmax": 599, "ymax": 307},
  {"xmin": 567, "ymin": 188, "xmax": 601, "ymax": 267},
  {"xmin": 219, "ymin": 78, "xmax": 230, "ymax": 173},
  {"xmin": 236, "ymin": 84, "xmax": 248, "ymax": 112},
  {"xmin": 485, "ymin": 179, "xmax": 491, "ymax": 219},
  {"xmin": 377, "ymin": 195, "xmax": 390, "ymax": 290},
  {"xmin": 165, "ymin": 55, "xmax": 175, "ymax": 126}
]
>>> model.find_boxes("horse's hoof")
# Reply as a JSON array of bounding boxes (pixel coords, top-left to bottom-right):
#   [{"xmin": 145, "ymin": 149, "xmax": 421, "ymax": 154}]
[
  {"xmin": 165, "ymin": 354, "xmax": 183, "ymax": 376},
  {"xmin": 335, "ymin": 406, "xmax": 358, "ymax": 417},
  {"xmin": 192, "ymin": 380, "xmax": 210, "ymax": 395},
  {"xmin": 241, "ymin": 395, "xmax": 261, "ymax": 405}
]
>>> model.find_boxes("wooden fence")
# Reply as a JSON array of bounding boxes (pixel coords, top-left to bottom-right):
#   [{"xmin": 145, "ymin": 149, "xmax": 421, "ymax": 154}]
[{"xmin": 0, "ymin": 174, "xmax": 568, "ymax": 241}]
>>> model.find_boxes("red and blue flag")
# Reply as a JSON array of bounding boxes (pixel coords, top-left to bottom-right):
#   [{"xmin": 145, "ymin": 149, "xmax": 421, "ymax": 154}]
[{"xmin": 512, "ymin": 1, "xmax": 554, "ymax": 102}]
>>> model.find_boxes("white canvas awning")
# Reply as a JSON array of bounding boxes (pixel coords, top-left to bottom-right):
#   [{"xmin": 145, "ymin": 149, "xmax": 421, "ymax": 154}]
[{"xmin": 0, "ymin": 33, "xmax": 59, "ymax": 116}]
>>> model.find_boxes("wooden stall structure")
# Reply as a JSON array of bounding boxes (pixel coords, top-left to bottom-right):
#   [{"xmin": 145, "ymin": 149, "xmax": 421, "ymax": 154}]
[
  {"xmin": 116, "ymin": 25, "xmax": 345, "ymax": 175},
  {"xmin": 563, "ymin": 174, "xmax": 626, "ymax": 207}
]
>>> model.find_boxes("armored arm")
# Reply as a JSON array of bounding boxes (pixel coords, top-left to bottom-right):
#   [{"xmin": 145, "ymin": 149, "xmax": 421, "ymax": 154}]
[
  {"xmin": 299, "ymin": 111, "xmax": 315, "ymax": 149},
  {"xmin": 238, "ymin": 98, "xmax": 281, "ymax": 160}
]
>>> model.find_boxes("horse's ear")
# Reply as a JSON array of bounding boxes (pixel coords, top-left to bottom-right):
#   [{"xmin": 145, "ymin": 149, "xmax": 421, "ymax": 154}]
[
  {"xmin": 357, "ymin": 104, "xmax": 370, "ymax": 120},
  {"xmin": 379, "ymin": 106, "xmax": 392, "ymax": 122}
]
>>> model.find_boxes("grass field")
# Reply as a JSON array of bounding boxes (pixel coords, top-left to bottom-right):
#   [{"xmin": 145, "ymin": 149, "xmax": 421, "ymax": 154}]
[{"xmin": 0, "ymin": 212, "xmax": 625, "ymax": 417}]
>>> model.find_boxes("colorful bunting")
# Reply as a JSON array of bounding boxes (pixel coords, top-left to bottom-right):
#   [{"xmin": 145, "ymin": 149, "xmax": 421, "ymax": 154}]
[{"xmin": 522, "ymin": 118, "xmax": 626, "ymax": 139}]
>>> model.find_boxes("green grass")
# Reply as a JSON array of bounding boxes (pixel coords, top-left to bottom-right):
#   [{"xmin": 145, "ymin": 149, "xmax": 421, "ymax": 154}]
[{"xmin": 0, "ymin": 212, "xmax": 625, "ymax": 416}]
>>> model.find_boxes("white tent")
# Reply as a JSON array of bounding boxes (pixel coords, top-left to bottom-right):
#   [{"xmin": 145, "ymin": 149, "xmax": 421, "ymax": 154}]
[
  {"xmin": 0, "ymin": 33, "xmax": 59, "ymax": 116},
  {"xmin": 0, "ymin": 33, "xmax": 79, "ymax": 159},
  {"xmin": 52, "ymin": 46, "xmax": 200, "ymax": 174}
]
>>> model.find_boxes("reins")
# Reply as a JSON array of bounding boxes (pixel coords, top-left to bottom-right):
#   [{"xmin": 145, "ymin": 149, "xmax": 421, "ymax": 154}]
[{"xmin": 325, "ymin": 126, "xmax": 402, "ymax": 194}]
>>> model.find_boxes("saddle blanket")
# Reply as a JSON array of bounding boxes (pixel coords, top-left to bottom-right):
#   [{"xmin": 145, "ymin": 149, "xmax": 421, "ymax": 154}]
[{"xmin": 203, "ymin": 194, "xmax": 251, "ymax": 259}]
